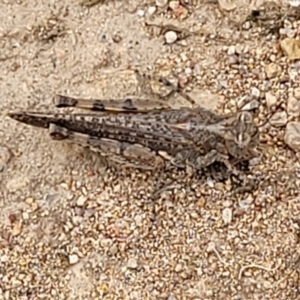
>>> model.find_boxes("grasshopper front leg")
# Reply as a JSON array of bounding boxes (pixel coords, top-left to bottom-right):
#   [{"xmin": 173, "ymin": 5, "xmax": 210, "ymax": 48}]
[
  {"xmin": 191, "ymin": 150, "xmax": 254, "ymax": 192},
  {"xmin": 170, "ymin": 148, "xmax": 248, "ymax": 183},
  {"xmin": 170, "ymin": 149, "xmax": 230, "ymax": 170}
]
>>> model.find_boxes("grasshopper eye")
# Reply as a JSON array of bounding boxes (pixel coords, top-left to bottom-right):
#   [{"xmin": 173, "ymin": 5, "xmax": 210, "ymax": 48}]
[
  {"xmin": 235, "ymin": 133, "xmax": 251, "ymax": 148},
  {"xmin": 239, "ymin": 111, "xmax": 253, "ymax": 124}
]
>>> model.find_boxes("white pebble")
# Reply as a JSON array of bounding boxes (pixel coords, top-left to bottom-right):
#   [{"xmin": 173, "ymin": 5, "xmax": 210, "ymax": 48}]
[
  {"xmin": 269, "ymin": 111, "xmax": 288, "ymax": 127},
  {"xmin": 185, "ymin": 67, "xmax": 192, "ymax": 75},
  {"xmin": 287, "ymin": 96, "xmax": 300, "ymax": 117},
  {"xmin": 76, "ymin": 195, "xmax": 87, "ymax": 206},
  {"xmin": 69, "ymin": 254, "xmax": 79, "ymax": 265},
  {"xmin": 227, "ymin": 45, "xmax": 236, "ymax": 55},
  {"xmin": 156, "ymin": 0, "xmax": 168, "ymax": 7},
  {"xmin": 137, "ymin": 9, "xmax": 145, "ymax": 17},
  {"xmin": 265, "ymin": 92, "xmax": 278, "ymax": 109},
  {"xmin": 169, "ymin": 1, "xmax": 179, "ymax": 10},
  {"xmin": 289, "ymin": 0, "xmax": 300, "ymax": 7},
  {"xmin": 148, "ymin": 6, "xmax": 156, "ymax": 15},
  {"xmin": 294, "ymin": 87, "xmax": 300, "ymax": 99},
  {"xmin": 235, "ymin": 43, "xmax": 244, "ymax": 54},
  {"xmin": 251, "ymin": 87, "xmax": 260, "ymax": 98},
  {"xmin": 242, "ymin": 21, "xmax": 251, "ymax": 30},
  {"xmin": 222, "ymin": 208, "xmax": 232, "ymax": 224},
  {"xmin": 242, "ymin": 100, "xmax": 259, "ymax": 111},
  {"xmin": 285, "ymin": 122, "xmax": 300, "ymax": 151},
  {"xmin": 175, "ymin": 263, "xmax": 182, "ymax": 272},
  {"xmin": 127, "ymin": 257, "xmax": 138, "ymax": 269},
  {"xmin": 22, "ymin": 212, "xmax": 30, "ymax": 220},
  {"xmin": 165, "ymin": 31, "xmax": 178, "ymax": 44}
]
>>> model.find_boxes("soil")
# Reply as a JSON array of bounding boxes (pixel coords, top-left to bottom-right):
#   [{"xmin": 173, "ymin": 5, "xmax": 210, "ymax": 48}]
[{"xmin": 1, "ymin": 1, "xmax": 300, "ymax": 299}]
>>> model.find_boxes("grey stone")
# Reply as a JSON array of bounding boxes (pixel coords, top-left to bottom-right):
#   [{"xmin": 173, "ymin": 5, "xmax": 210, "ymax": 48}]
[{"xmin": 284, "ymin": 122, "xmax": 300, "ymax": 152}]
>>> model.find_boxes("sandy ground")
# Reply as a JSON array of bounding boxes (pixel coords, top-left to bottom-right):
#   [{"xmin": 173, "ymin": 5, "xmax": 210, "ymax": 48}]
[{"xmin": 1, "ymin": 0, "xmax": 300, "ymax": 299}]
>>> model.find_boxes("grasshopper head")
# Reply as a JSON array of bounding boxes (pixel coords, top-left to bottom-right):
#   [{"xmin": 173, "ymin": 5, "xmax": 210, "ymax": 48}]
[{"xmin": 225, "ymin": 111, "xmax": 259, "ymax": 159}]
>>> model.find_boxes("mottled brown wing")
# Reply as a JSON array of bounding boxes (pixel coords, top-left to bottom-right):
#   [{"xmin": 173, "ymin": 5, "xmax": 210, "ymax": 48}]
[{"xmin": 7, "ymin": 111, "xmax": 194, "ymax": 153}]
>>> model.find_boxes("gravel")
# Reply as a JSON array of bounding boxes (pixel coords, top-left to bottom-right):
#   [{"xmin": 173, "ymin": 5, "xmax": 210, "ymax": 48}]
[{"xmin": 1, "ymin": 0, "xmax": 300, "ymax": 299}]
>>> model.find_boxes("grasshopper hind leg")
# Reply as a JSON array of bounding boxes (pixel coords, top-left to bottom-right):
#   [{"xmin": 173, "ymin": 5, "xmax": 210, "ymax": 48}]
[
  {"xmin": 48, "ymin": 124, "xmax": 165, "ymax": 171},
  {"xmin": 55, "ymin": 95, "xmax": 139, "ymax": 112},
  {"xmin": 55, "ymin": 95, "xmax": 170, "ymax": 112},
  {"xmin": 55, "ymin": 95, "xmax": 107, "ymax": 111}
]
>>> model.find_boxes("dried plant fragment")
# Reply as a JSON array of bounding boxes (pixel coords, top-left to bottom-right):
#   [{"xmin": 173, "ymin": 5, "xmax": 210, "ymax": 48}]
[
  {"xmin": 280, "ymin": 37, "xmax": 300, "ymax": 60},
  {"xmin": 79, "ymin": 0, "xmax": 106, "ymax": 7}
]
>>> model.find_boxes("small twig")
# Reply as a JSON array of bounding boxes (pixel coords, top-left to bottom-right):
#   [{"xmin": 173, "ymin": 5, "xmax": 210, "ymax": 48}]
[
  {"xmin": 238, "ymin": 263, "xmax": 275, "ymax": 280},
  {"xmin": 79, "ymin": 0, "xmax": 105, "ymax": 7},
  {"xmin": 158, "ymin": 77, "xmax": 196, "ymax": 106},
  {"xmin": 207, "ymin": 242, "xmax": 229, "ymax": 266}
]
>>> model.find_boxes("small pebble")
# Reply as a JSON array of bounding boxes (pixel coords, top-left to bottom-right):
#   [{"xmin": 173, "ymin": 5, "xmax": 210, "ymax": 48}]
[
  {"xmin": 227, "ymin": 45, "xmax": 236, "ymax": 55},
  {"xmin": 137, "ymin": 9, "xmax": 145, "ymax": 17},
  {"xmin": 251, "ymin": 87, "xmax": 260, "ymax": 98},
  {"xmin": 109, "ymin": 243, "xmax": 118, "ymax": 255},
  {"xmin": 287, "ymin": 96, "xmax": 300, "ymax": 117},
  {"xmin": 22, "ymin": 212, "xmax": 30, "ymax": 220},
  {"xmin": 218, "ymin": 0, "xmax": 236, "ymax": 11},
  {"xmin": 241, "ymin": 100, "xmax": 259, "ymax": 111},
  {"xmin": 0, "ymin": 146, "xmax": 11, "ymax": 172},
  {"xmin": 11, "ymin": 278, "xmax": 22, "ymax": 288},
  {"xmin": 148, "ymin": 6, "xmax": 156, "ymax": 15},
  {"xmin": 269, "ymin": 54, "xmax": 276, "ymax": 62},
  {"xmin": 284, "ymin": 122, "xmax": 300, "ymax": 151},
  {"xmin": 239, "ymin": 195, "xmax": 254, "ymax": 209},
  {"xmin": 156, "ymin": 0, "xmax": 168, "ymax": 7},
  {"xmin": 227, "ymin": 55, "xmax": 238, "ymax": 65},
  {"xmin": 237, "ymin": 95, "xmax": 250, "ymax": 109},
  {"xmin": 223, "ymin": 200, "xmax": 233, "ymax": 208},
  {"xmin": 242, "ymin": 21, "xmax": 251, "ymax": 30},
  {"xmin": 265, "ymin": 92, "xmax": 278, "ymax": 109},
  {"xmin": 269, "ymin": 111, "xmax": 288, "ymax": 127},
  {"xmin": 235, "ymin": 43, "xmax": 244, "ymax": 54},
  {"xmin": 280, "ymin": 38, "xmax": 300, "ymax": 60},
  {"xmin": 169, "ymin": 1, "xmax": 179, "ymax": 10},
  {"xmin": 25, "ymin": 197, "xmax": 34, "ymax": 205},
  {"xmin": 197, "ymin": 197, "xmax": 206, "ymax": 207},
  {"xmin": 112, "ymin": 34, "xmax": 122, "ymax": 43},
  {"xmin": 76, "ymin": 195, "xmax": 88, "ymax": 206},
  {"xmin": 8, "ymin": 214, "xmax": 16, "ymax": 224},
  {"xmin": 134, "ymin": 214, "xmax": 143, "ymax": 226},
  {"xmin": 222, "ymin": 207, "xmax": 232, "ymax": 224},
  {"xmin": 174, "ymin": 263, "xmax": 182, "ymax": 272},
  {"xmin": 12, "ymin": 222, "xmax": 22, "ymax": 237},
  {"xmin": 127, "ymin": 257, "xmax": 138, "ymax": 269},
  {"xmin": 289, "ymin": 0, "xmax": 300, "ymax": 7},
  {"xmin": 286, "ymin": 28, "xmax": 296, "ymax": 38},
  {"xmin": 69, "ymin": 254, "xmax": 79, "ymax": 265},
  {"xmin": 294, "ymin": 87, "xmax": 300, "ymax": 99},
  {"xmin": 265, "ymin": 63, "xmax": 282, "ymax": 79},
  {"xmin": 165, "ymin": 31, "xmax": 178, "ymax": 44}
]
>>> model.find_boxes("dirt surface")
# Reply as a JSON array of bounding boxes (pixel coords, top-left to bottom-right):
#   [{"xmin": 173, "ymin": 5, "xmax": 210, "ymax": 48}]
[{"xmin": 1, "ymin": 0, "xmax": 300, "ymax": 299}]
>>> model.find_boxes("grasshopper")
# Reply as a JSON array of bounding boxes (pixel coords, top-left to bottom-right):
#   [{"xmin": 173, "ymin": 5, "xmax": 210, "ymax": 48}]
[{"xmin": 7, "ymin": 77, "xmax": 260, "ymax": 188}]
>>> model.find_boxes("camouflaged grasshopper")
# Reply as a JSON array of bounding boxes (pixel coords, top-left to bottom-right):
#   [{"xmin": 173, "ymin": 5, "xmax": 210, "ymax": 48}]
[{"xmin": 7, "ymin": 77, "xmax": 260, "ymax": 184}]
